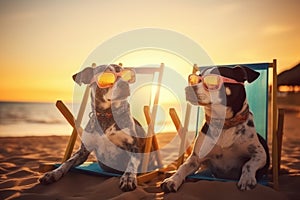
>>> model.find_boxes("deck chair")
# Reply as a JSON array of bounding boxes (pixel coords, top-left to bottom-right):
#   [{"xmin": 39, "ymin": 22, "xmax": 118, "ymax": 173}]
[
  {"xmin": 169, "ymin": 59, "xmax": 284, "ymax": 190},
  {"xmin": 39, "ymin": 63, "xmax": 166, "ymax": 184}
]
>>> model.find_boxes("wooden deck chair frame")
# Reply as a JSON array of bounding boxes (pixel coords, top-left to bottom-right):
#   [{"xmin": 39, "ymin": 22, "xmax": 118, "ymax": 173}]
[
  {"xmin": 169, "ymin": 59, "xmax": 284, "ymax": 190},
  {"xmin": 39, "ymin": 63, "xmax": 166, "ymax": 184}
]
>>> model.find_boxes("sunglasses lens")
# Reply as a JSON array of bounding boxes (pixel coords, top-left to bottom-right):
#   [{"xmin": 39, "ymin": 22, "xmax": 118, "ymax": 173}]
[
  {"xmin": 203, "ymin": 75, "xmax": 220, "ymax": 90},
  {"xmin": 189, "ymin": 74, "xmax": 199, "ymax": 85},
  {"xmin": 121, "ymin": 69, "xmax": 135, "ymax": 83},
  {"xmin": 97, "ymin": 72, "xmax": 115, "ymax": 88}
]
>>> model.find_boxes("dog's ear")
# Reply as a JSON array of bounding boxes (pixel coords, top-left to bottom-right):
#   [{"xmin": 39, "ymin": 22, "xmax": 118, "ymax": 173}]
[
  {"xmin": 234, "ymin": 66, "xmax": 260, "ymax": 83},
  {"xmin": 72, "ymin": 67, "xmax": 94, "ymax": 85}
]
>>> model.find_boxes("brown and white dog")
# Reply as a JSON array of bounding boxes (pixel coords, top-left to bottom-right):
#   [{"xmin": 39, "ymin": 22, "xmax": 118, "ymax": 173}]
[
  {"xmin": 161, "ymin": 66, "xmax": 270, "ymax": 192},
  {"xmin": 39, "ymin": 64, "xmax": 149, "ymax": 191}
]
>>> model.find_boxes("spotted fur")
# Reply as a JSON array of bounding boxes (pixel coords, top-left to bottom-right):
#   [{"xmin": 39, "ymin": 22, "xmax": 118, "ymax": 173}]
[
  {"xmin": 161, "ymin": 66, "xmax": 270, "ymax": 192},
  {"xmin": 39, "ymin": 64, "xmax": 150, "ymax": 191}
]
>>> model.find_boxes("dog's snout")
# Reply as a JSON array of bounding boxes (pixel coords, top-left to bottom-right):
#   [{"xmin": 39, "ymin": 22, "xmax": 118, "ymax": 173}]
[
  {"xmin": 118, "ymin": 79, "xmax": 129, "ymax": 88},
  {"xmin": 185, "ymin": 86, "xmax": 199, "ymax": 105},
  {"xmin": 111, "ymin": 79, "xmax": 130, "ymax": 100}
]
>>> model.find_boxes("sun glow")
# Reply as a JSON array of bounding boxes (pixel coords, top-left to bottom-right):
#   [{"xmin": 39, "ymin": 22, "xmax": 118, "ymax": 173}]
[
  {"xmin": 113, "ymin": 48, "xmax": 194, "ymax": 102},
  {"xmin": 113, "ymin": 49, "xmax": 193, "ymax": 73},
  {"xmin": 112, "ymin": 49, "xmax": 197, "ymax": 133}
]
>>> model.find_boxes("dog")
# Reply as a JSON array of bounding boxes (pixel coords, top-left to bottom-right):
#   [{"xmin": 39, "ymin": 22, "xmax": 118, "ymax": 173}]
[
  {"xmin": 39, "ymin": 64, "xmax": 149, "ymax": 191},
  {"xmin": 161, "ymin": 65, "xmax": 270, "ymax": 192}
]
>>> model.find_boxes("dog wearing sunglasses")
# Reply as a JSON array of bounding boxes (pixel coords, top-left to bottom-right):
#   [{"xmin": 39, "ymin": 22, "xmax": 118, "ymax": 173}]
[
  {"xmin": 39, "ymin": 64, "xmax": 150, "ymax": 191},
  {"xmin": 161, "ymin": 66, "xmax": 270, "ymax": 192}
]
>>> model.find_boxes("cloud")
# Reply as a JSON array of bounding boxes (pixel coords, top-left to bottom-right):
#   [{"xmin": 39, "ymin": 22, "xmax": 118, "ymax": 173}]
[{"xmin": 262, "ymin": 24, "xmax": 294, "ymax": 36}]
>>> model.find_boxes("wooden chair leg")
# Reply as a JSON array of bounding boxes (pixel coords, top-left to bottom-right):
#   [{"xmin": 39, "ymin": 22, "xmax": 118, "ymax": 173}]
[
  {"xmin": 271, "ymin": 59, "xmax": 280, "ymax": 190},
  {"xmin": 137, "ymin": 106, "xmax": 166, "ymax": 184},
  {"xmin": 277, "ymin": 109, "xmax": 285, "ymax": 173},
  {"xmin": 169, "ymin": 108, "xmax": 184, "ymax": 168},
  {"xmin": 169, "ymin": 108, "xmax": 192, "ymax": 168},
  {"xmin": 55, "ymin": 100, "xmax": 83, "ymax": 162},
  {"xmin": 60, "ymin": 86, "xmax": 90, "ymax": 162},
  {"xmin": 38, "ymin": 101, "xmax": 84, "ymax": 172},
  {"xmin": 143, "ymin": 106, "xmax": 163, "ymax": 168}
]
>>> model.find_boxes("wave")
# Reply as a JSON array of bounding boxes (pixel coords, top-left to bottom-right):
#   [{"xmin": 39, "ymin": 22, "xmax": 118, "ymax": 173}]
[
  {"xmin": 24, "ymin": 118, "xmax": 64, "ymax": 124},
  {"xmin": 0, "ymin": 117, "xmax": 65, "ymax": 125},
  {"xmin": 0, "ymin": 102, "xmax": 67, "ymax": 125}
]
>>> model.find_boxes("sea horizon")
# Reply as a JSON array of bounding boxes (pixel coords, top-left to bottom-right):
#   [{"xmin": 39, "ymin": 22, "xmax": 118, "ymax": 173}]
[
  {"xmin": 0, "ymin": 101, "xmax": 75, "ymax": 137},
  {"xmin": 0, "ymin": 100, "xmax": 185, "ymax": 138},
  {"xmin": 1, "ymin": 92, "xmax": 299, "ymax": 138}
]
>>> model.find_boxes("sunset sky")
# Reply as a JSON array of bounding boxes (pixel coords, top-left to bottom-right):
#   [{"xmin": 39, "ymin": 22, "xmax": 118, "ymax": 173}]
[{"xmin": 0, "ymin": 0, "xmax": 299, "ymax": 103}]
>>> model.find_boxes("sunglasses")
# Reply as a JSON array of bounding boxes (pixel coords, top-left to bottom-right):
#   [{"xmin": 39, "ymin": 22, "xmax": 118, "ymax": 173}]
[
  {"xmin": 93, "ymin": 68, "xmax": 136, "ymax": 88},
  {"xmin": 188, "ymin": 74, "xmax": 244, "ymax": 91}
]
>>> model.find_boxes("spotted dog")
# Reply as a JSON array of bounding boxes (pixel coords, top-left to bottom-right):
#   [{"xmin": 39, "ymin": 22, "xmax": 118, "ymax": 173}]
[
  {"xmin": 39, "ymin": 64, "xmax": 149, "ymax": 191},
  {"xmin": 161, "ymin": 66, "xmax": 270, "ymax": 192}
]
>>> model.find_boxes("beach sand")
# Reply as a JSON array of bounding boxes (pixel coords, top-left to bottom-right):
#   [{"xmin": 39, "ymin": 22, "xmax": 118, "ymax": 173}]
[{"xmin": 1, "ymin": 104, "xmax": 300, "ymax": 199}]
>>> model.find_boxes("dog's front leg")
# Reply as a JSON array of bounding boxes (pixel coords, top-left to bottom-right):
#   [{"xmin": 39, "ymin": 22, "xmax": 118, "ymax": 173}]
[
  {"xmin": 39, "ymin": 144, "xmax": 90, "ymax": 184},
  {"xmin": 161, "ymin": 153, "xmax": 201, "ymax": 192},
  {"xmin": 161, "ymin": 132, "xmax": 208, "ymax": 193},
  {"xmin": 119, "ymin": 153, "xmax": 140, "ymax": 192},
  {"xmin": 237, "ymin": 143, "xmax": 267, "ymax": 190}
]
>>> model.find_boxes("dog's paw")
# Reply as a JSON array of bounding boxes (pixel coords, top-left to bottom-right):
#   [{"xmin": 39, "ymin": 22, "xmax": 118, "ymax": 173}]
[
  {"xmin": 119, "ymin": 172, "xmax": 137, "ymax": 192},
  {"xmin": 160, "ymin": 174, "xmax": 183, "ymax": 193},
  {"xmin": 237, "ymin": 172, "xmax": 257, "ymax": 191},
  {"xmin": 39, "ymin": 170, "xmax": 63, "ymax": 185}
]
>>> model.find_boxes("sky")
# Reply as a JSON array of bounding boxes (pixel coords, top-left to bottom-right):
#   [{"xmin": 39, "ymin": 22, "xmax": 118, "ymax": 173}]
[{"xmin": 0, "ymin": 0, "xmax": 299, "ymax": 103}]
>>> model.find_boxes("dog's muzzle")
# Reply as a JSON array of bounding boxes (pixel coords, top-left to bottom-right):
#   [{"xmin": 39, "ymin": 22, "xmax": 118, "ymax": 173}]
[
  {"xmin": 185, "ymin": 86, "xmax": 199, "ymax": 105},
  {"xmin": 111, "ymin": 79, "xmax": 131, "ymax": 100}
]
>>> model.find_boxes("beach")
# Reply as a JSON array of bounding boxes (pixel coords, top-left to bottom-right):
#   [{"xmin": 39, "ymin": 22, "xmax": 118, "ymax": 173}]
[
  {"xmin": 1, "ymin": 0, "xmax": 300, "ymax": 198},
  {"xmin": 1, "ymin": 98, "xmax": 300, "ymax": 199}
]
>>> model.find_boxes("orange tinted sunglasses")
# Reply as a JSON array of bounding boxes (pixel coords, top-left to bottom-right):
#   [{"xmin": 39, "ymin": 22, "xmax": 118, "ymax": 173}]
[
  {"xmin": 93, "ymin": 68, "xmax": 136, "ymax": 88},
  {"xmin": 188, "ymin": 74, "xmax": 244, "ymax": 91}
]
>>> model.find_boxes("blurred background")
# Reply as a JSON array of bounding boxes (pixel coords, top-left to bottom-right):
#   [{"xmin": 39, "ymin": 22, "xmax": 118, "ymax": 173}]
[{"xmin": 0, "ymin": 0, "xmax": 299, "ymax": 137}]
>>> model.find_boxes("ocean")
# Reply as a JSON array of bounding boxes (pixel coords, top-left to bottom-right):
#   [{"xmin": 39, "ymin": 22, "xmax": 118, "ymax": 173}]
[
  {"xmin": 0, "ymin": 101, "xmax": 192, "ymax": 137},
  {"xmin": 0, "ymin": 101, "xmax": 76, "ymax": 137}
]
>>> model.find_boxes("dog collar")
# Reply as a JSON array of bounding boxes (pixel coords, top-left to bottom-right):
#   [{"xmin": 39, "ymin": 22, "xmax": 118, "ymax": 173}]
[
  {"xmin": 205, "ymin": 106, "xmax": 249, "ymax": 129},
  {"xmin": 89, "ymin": 110, "xmax": 113, "ymax": 119},
  {"xmin": 96, "ymin": 111, "xmax": 113, "ymax": 119}
]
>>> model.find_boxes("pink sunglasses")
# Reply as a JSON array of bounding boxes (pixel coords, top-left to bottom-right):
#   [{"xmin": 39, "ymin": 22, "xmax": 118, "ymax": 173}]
[{"xmin": 188, "ymin": 74, "xmax": 244, "ymax": 91}]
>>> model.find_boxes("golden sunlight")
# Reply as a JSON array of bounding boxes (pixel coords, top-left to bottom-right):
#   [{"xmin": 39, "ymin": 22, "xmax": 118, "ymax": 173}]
[{"xmin": 113, "ymin": 49, "xmax": 193, "ymax": 73}]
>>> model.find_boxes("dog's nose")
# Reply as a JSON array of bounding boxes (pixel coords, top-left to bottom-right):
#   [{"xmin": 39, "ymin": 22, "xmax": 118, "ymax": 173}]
[
  {"xmin": 117, "ymin": 79, "xmax": 130, "ymax": 90},
  {"xmin": 111, "ymin": 79, "xmax": 130, "ymax": 100}
]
